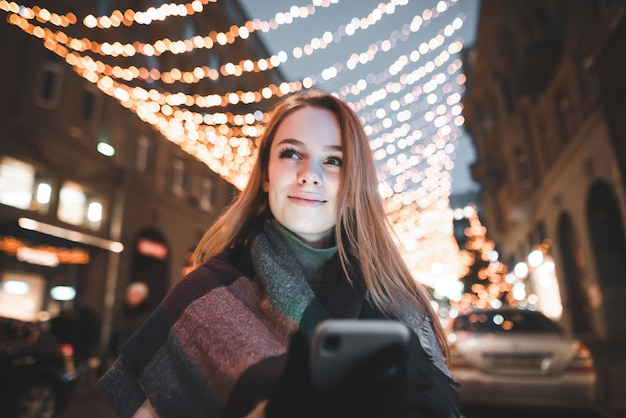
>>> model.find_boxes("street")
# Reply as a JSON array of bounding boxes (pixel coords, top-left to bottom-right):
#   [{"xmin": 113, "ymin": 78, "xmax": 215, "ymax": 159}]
[
  {"xmin": 60, "ymin": 391, "xmax": 623, "ymax": 418},
  {"xmin": 59, "ymin": 347, "xmax": 626, "ymax": 418},
  {"xmin": 462, "ymin": 405, "xmax": 620, "ymax": 418},
  {"xmin": 59, "ymin": 377, "xmax": 626, "ymax": 418}
]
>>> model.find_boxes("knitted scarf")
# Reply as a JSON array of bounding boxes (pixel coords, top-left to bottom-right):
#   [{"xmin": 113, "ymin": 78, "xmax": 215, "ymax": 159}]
[{"xmin": 99, "ymin": 220, "xmax": 458, "ymax": 417}]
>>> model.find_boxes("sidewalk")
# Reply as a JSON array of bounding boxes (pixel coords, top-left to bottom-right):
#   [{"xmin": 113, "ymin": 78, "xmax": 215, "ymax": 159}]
[
  {"xmin": 59, "ymin": 365, "xmax": 115, "ymax": 418},
  {"xmin": 588, "ymin": 341, "xmax": 626, "ymax": 418},
  {"xmin": 60, "ymin": 387, "xmax": 115, "ymax": 418},
  {"xmin": 606, "ymin": 365, "xmax": 626, "ymax": 417}
]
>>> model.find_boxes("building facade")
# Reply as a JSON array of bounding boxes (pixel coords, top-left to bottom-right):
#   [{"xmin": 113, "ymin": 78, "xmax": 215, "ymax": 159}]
[
  {"xmin": 0, "ymin": 0, "xmax": 284, "ymax": 362},
  {"xmin": 462, "ymin": 0, "xmax": 626, "ymax": 344}
]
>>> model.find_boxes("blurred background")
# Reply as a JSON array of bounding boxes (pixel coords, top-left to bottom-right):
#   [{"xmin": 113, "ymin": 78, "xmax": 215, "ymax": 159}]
[{"xmin": 1, "ymin": 0, "xmax": 625, "ymax": 417}]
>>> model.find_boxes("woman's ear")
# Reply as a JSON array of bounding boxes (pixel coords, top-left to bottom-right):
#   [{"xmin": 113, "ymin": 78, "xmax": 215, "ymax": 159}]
[{"xmin": 263, "ymin": 178, "xmax": 269, "ymax": 192}]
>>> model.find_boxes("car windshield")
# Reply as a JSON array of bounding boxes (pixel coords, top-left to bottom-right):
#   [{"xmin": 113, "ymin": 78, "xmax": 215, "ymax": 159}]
[{"xmin": 453, "ymin": 310, "xmax": 563, "ymax": 334}]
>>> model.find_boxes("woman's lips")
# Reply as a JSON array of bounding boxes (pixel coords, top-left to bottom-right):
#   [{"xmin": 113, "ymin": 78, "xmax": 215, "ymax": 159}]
[{"xmin": 289, "ymin": 195, "xmax": 326, "ymax": 206}]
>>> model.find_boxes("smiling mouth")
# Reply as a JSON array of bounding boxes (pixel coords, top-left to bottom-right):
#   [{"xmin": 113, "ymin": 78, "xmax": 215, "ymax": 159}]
[{"xmin": 289, "ymin": 196, "xmax": 326, "ymax": 205}]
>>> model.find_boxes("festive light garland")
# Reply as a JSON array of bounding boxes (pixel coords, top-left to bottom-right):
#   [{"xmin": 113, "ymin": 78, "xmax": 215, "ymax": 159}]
[
  {"xmin": 0, "ymin": 0, "xmax": 213, "ymax": 28},
  {"xmin": 2, "ymin": 0, "xmax": 453, "ymax": 90},
  {"xmin": 3, "ymin": 0, "xmax": 464, "ymax": 191},
  {"xmin": 4, "ymin": 0, "xmax": 396, "ymax": 79},
  {"xmin": 1, "ymin": 0, "xmax": 475, "ymax": 298},
  {"xmin": 7, "ymin": 3, "xmax": 465, "ymax": 160},
  {"xmin": 452, "ymin": 206, "xmax": 512, "ymax": 311},
  {"xmin": 2, "ymin": 0, "xmax": 465, "ymax": 190}
]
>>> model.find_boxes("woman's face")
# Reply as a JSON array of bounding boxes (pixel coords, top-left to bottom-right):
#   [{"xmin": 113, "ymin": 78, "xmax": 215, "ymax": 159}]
[{"xmin": 263, "ymin": 106, "xmax": 342, "ymax": 248}]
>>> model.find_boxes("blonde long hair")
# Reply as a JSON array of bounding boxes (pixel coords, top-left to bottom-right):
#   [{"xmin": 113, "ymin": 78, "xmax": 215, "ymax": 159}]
[{"xmin": 193, "ymin": 90, "xmax": 448, "ymax": 360}]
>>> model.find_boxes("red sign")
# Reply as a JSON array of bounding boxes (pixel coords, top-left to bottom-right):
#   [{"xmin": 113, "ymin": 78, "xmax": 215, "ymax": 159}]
[{"xmin": 136, "ymin": 238, "xmax": 168, "ymax": 259}]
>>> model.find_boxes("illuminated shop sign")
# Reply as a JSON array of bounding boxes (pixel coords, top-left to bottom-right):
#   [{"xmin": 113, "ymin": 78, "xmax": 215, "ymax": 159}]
[
  {"xmin": 50, "ymin": 285, "xmax": 77, "ymax": 301},
  {"xmin": 0, "ymin": 236, "xmax": 90, "ymax": 265},
  {"xmin": 137, "ymin": 238, "xmax": 168, "ymax": 260},
  {"xmin": 17, "ymin": 246, "xmax": 59, "ymax": 267}
]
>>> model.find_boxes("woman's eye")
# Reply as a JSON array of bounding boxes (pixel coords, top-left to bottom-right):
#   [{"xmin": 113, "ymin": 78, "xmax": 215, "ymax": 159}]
[
  {"xmin": 278, "ymin": 148, "xmax": 300, "ymax": 159},
  {"xmin": 325, "ymin": 156, "xmax": 343, "ymax": 167}
]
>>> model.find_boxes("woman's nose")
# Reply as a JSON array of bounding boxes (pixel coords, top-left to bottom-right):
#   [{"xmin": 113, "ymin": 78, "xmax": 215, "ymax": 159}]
[{"xmin": 297, "ymin": 161, "xmax": 322, "ymax": 186}]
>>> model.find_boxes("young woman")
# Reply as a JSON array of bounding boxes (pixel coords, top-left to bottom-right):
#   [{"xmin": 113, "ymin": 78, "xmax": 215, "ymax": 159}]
[{"xmin": 99, "ymin": 90, "xmax": 460, "ymax": 418}]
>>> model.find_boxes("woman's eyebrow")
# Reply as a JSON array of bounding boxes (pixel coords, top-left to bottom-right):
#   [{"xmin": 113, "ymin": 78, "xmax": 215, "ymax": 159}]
[
  {"xmin": 275, "ymin": 138, "xmax": 342, "ymax": 152},
  {"xmin": 325, "ymin": 145, "xmax": 343, "ymax": 152},
  {"xmin": 275, "ymin": 138, "xmax": 302, "ymax": 147}
]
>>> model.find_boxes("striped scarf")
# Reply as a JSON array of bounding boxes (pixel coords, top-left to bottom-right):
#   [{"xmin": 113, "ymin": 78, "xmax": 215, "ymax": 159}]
[{"xmin": 99, "ymin": 220, "xmax": 458, "ymax": 417}]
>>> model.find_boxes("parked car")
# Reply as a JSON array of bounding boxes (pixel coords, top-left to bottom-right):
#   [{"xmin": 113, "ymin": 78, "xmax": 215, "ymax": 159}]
[
  {"xmin": 0, "ymin": 316, "xmax": 78, "ymax": 418},
  {"xmin": 447, "ymin": 308, "xmax": 597, "ymax": 410}
]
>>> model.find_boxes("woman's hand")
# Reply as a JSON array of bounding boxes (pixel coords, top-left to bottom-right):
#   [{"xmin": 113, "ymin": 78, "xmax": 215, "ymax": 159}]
[{"xmin": 265, "ymin": 329, "xmax": 409, "ymax": 418}]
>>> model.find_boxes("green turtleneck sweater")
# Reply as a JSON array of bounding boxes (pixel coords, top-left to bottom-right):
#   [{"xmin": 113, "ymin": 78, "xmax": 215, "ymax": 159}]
[{"xmin": 272, "ymin": 222, "xmax": 337, "ymax": 297}]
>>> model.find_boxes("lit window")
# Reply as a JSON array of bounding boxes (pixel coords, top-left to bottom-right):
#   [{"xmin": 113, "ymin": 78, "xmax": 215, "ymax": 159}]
[
  {"xmin": 36, "ymin": 182, "xmax": 52, "ymax": 205},
  {"xmin": 50, "ymin": 285, "xmax": 76, "ymax": 301},
  {"xmin": 57, "ymin": 181, "xmax": 103, "ymax": 230},
  {"xmin": 0, "ymin": 157, "xmax": 35, "ymax": 209},
  {"xmin": 33, "ymin": 181, "xmax": 52, "ymax": 214},
  {"xmin": 87, "ymin": 201, "xmax": 103, "ymax": 224},
  {"xmin": 58, "ymin": 182, "xmax": 86, "ymax": 225}
]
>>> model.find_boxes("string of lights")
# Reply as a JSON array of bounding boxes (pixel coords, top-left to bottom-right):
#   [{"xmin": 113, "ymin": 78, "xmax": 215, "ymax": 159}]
[
  {"xmin": 4, "ymin": 3, "xmax": 464, "ymax": 154},
  {"xmin": 2, "ymin": 0, "xmax": 446, "ymax": 92},
  {"xmin": 0, "ymin": 0, "xmax": 474, "ymax": 302},
  {"xmin": 2, "ymin": 3, "xmax": 462, "ymax": 201},
  {"xmin": 3, "ymin": 0, "xmax": 351, "ymax": 67},
  {"xmin": 0, "ymin": 0, "xmax": 213, "ymax": 28},
  {"xmin": 0, "ymin": 0, "xmax": 465, "ymax": 170}
]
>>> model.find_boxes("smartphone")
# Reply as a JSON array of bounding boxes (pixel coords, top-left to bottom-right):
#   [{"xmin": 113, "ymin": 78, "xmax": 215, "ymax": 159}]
[{"xmin": 309, "ymin": 319, "xmax": 410, "ymax": 390}]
